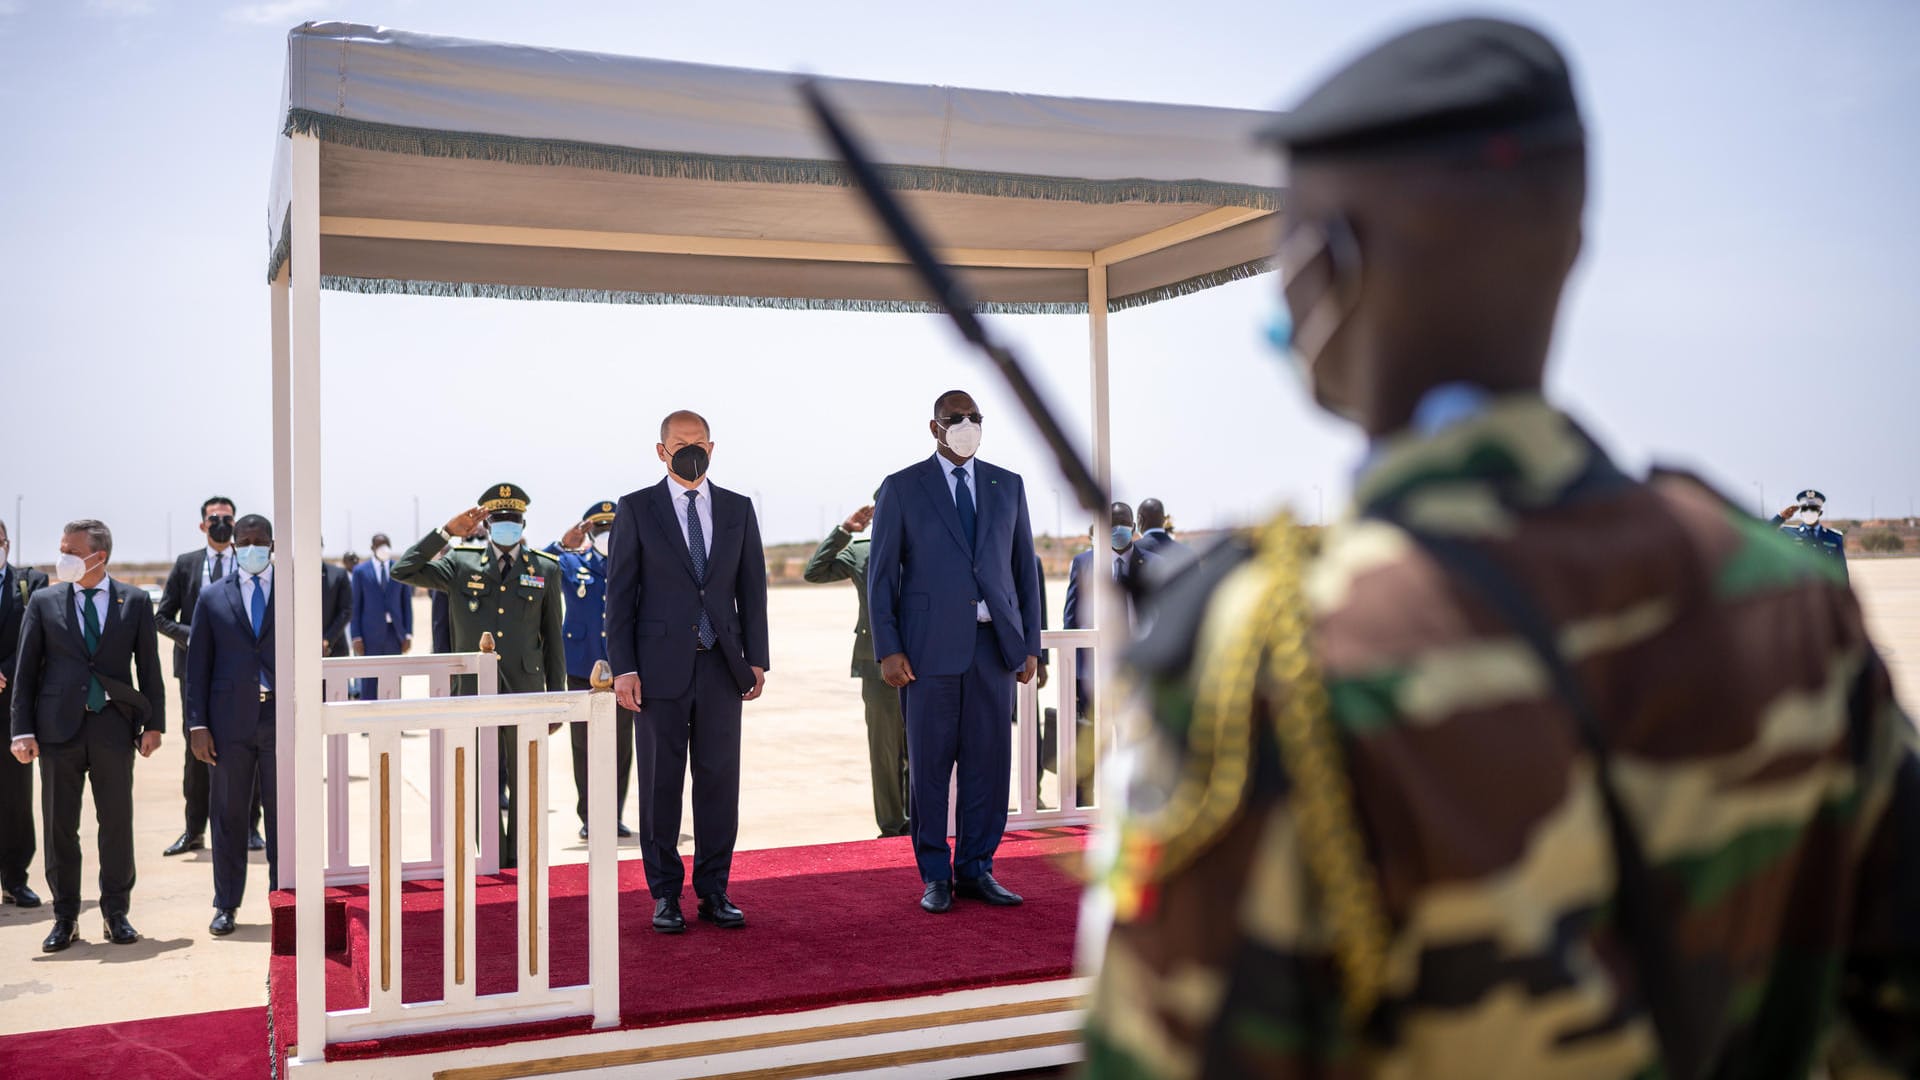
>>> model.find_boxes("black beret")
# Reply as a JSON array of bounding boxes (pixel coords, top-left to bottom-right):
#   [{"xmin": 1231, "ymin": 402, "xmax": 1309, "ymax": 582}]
[{"xmin": 1259, "ymin": 17, "xmax": 1583, "ymax": 162}]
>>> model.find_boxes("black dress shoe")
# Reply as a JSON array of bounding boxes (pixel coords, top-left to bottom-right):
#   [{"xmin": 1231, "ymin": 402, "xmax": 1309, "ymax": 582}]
[
  {"xmin": 2, "ymin": 884, "xmax": 41, "ymax": 908},
  {"xmin": 955, "ymin": 873, "xmax": 1023, "ymax": 906},
  {"xmin": 248, "ymin": 829, "xmax": 266, "ymax": 852},
  {"xmin": 920, "ymin": 880, "xmax": 953, "ymax": 914},
  {"xmin": 42, "ymin": 919, "xmax": 77, "ymax": 953},
  {"xmin": 104, "ymin": 913, "xmax": 139, "ymax": 945},
  {"xmin": 697, "ymin": 893, "xmax": 745, "ymax": 929},
  {"xmin": 578, "ymin": 825, "xmax": 589, "ymax": 841},
  {"xmin": 162, "ymin": 832, "xmax": 204, "ymax": 857},
  {"xmin": 209, "ymin": 908, "xmax": 237, "ymax": 936},
  {"xmin": 617, "ymin": 823, "xmax": 633, "ymax": 838},
  {"xmin": 651, "ymin": 897, "xmax": 685, "ymax": 934}
]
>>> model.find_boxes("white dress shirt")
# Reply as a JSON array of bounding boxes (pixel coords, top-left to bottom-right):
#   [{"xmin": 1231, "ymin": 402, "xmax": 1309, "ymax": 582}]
[
  {"xmin": 935, "ymin": 453, "xmax": 992, "ymax": 623},
  {"xmin": 670, "ymin": 476, "xmax": 714, "ymax": 559}
]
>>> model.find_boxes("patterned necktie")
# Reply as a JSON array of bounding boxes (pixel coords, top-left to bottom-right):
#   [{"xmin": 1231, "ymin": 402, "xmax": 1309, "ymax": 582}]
[
  {"xmin": 211, "ymin": 552, "xmax": 224, "ymax": 580},
  {"xmin": 685, "ymin": 490, "xmax": 716, "ymax": 648},
  {"xmin": 952, "ymin": 466, "xmax": 977, "ymax": 550},
  {"xmin": 81, "ymin": 587, "xmax": 106, "ymax": 712}
]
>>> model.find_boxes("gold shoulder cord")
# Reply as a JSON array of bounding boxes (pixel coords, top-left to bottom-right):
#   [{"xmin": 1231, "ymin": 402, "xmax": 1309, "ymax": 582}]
[{"xmin": 1119, "ymin": 513, "xmax": 1389, "ymax": 1025}]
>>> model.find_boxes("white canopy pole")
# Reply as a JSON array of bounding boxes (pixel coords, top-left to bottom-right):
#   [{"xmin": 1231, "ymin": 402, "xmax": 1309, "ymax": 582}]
[
  {"xmin": 288, "ymin": 130, "xmax": 329, "ymax": 1064},
  {"xmin": 270, "ymin": 262, "xmax": 294, "ymax": 882}
]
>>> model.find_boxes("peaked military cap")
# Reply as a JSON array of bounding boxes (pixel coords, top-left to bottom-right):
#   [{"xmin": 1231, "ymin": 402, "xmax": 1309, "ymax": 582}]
[
  {"xmin": 1796, "ymin": 489, "xmax": 1827, "ymax": 509},
  {"xmin": 1259, "ymin": 17, "xmax": 1584, "ymax": 162},
  {"xmin": 583, "ymin": 500, "xmax": 617, "ymax": 525},
  {"xmin": 479, "ymin": 482, "xmax": 530, "ymax": 515}
]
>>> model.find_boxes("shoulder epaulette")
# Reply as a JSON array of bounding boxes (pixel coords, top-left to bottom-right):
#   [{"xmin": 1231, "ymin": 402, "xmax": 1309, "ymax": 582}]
[
  {"xmin": 528, "ymin": 549, "xmax": 561, "ymax": 565},
  {"xmin": 450, "ymin": 543, "xmax": 486, "ymax": 552}
]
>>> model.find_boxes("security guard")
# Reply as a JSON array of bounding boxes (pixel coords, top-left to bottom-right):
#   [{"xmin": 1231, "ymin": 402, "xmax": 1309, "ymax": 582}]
[
  {"xmin": 1771, "ymin": 488, "xmax": 1848, "ymax": 581},
  {"xmin": 1083, "ymin": 18, "xmax": 1919, "ymax": 1079},
  {"xmin": 545, "ymin": 501, "xmax": 634, "ymax": 841},
  {"xmin": 393, "ymin": 483, "xmax": 566, "ymax": 870}
]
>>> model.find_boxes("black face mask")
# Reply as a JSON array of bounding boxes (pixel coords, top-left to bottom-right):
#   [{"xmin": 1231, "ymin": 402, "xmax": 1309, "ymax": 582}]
[
  {"xmin": 670, "ymin": 444, "xmax": 709, "ymax": 483},
  {"xmin": 207, "ymin": 517, "xmax": 234, "ymax": 544}
]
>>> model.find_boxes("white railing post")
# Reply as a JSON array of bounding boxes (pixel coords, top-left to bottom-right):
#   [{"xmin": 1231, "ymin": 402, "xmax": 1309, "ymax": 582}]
[
  {"xmin": 367, "ymin": 729, "xmax": 402, "ymax": 1018},
  {"xmin": 586, "ymin": 662, "xmax": 619, "ymax": 1028},
  {"xmin": 442, "ymin": 724, "xmax": 477, "ymax": 1009}
]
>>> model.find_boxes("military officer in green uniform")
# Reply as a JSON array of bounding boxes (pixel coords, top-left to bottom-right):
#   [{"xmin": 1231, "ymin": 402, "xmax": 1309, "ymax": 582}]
[
  {"xmin": 1084, "ymin": 18, "xmax": 1920, "ymax": 1079},
  {"xmin": 393, "ymin": 483, "xmax": 567, "ymax": 870},
  {"xmin": 803, "ymin": 499, "xmax": 909, "ymax": 838}
]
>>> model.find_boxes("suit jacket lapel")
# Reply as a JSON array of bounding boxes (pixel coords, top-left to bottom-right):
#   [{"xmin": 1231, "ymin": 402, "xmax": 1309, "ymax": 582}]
[
  {"xmin": 647, "ymin": 479, "xmax": 702, "ymax": 583},
  {"xmin": 101, "ymin": 579, "xmax": 127, "ymax": 644},
  {"xmin": 917, "ymin": 457, "xmax": 972, "ymax": 554},
  {"xmin": 227, "ymin": 577, "xmax": 252, "ymax": 639},
  {"xmin": 62, "ymin": 583, "xmax": 89, "ymax": 654}
]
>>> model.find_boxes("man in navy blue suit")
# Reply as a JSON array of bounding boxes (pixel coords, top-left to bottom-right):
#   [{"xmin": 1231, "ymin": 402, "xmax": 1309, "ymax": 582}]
[
  {"xmin": 547, "ymin": 502, "xmax": 634, "ymax": 841},
  {"xmin": 350, "ymin": 532, "xmax": 414, "ymax": 699},
  {"xmin": 185, "ymin": 514, "xmax": 280, "ymax": 937},
  {"xmin": 607, "ymin": 410, "xmax": 770, "ymax": 934},
  {"xmin": 868, "ymin": 390, "xmax": 1043, "ymax": 915}
]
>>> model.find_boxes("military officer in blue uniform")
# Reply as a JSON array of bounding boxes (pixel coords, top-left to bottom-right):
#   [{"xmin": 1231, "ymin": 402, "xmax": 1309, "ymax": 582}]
[
  {"xmin": 546, "ymin": 501, "xmax": 634, "ymax": 841},
  {"xmin": 1772, "ymin": 488, "xmax": 1849, "ymax": 582}
]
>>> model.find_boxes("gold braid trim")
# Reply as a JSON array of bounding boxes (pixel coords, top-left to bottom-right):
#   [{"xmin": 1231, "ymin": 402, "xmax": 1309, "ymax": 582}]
[{"xmin": 1114, "ymin": 514, "xmax": 1389, "ymax": 1024}]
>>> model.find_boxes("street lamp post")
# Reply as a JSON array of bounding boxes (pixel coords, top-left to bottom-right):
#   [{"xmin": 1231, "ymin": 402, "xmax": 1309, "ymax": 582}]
[{"xmin": 412, "ymin": 495, "xmax": 420, "ymax": 539}]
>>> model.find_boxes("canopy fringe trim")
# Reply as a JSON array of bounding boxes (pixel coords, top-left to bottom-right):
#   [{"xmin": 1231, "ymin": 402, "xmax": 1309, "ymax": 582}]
[{"xmin": 315, "ymin": 256, "xmax": 1275, "ymax": 314}]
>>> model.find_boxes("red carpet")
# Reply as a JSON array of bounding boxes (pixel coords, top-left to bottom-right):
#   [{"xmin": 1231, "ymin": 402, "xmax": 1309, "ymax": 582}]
[
  {"xmin": 269, "ymin": 827, "xmax": 1087, "ymax": 1065},
  {"xmin": 0, "ymin": 1006, "xmax": 267, "ymax": 1080}
]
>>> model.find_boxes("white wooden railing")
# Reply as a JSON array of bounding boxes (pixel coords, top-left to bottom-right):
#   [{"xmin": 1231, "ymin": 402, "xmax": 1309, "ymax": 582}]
[
  {"xmin": 305, "ymin": 650, "xmax": 621, "ymax": 1046},
  {"xmin": 1009, "ymin": 628, "xmax": 1101, "ymax": 829},
  {"xmin": 318, "ymin": 652, "xmax": 502, "ymax": 883}
]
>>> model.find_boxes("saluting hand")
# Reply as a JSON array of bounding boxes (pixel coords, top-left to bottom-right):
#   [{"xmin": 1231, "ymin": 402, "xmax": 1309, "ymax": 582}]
[
  {"xmin": 880, "ymin": 652, "xmax": 915, "ymax": 688},
  {"xmin": 843, "ymin": 505, "xmax": 875, "ymax": 533},
  {"xmin": 444, "ymin": 506, "xmax": 488, "ymax": 538},
  {"xmin": 560, "ymin": 521, "xmax": 589, "ymax": 551}
]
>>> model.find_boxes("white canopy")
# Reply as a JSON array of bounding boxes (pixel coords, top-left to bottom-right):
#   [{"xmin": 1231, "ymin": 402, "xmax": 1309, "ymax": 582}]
[{"xmin": 266, "ymin": 22, "xmax": 1283, "ymax": 312}]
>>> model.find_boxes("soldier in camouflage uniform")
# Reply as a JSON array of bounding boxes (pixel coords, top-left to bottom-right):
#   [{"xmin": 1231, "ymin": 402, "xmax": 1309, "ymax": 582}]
[
  {"xmin": 1085, "ymin": 19, "xmax": 1919, "ymax": 1079},
  {"xmin": 394, "ymin": 483, "xmax": 567, "ymax": 870}
]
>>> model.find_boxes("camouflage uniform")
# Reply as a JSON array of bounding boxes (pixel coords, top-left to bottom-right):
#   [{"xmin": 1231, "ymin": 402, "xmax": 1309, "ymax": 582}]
[{"xmin": 1086, "ymin": 396, "xmax": 1920, "ymax": 1078}]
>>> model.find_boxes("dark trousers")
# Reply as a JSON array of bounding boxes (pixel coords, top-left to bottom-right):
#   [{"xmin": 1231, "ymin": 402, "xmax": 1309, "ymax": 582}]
[
  {"xmin": 357, "ymin": 633, "xmax": 403, "ymax": 701},
  {"xmin": 0, "ymin": 689, "xmax": 35, "ymax": 891},
  {"xmin": 38, "ymin": 709, "xmax": 137, "ymax": 920},
  {"xmin": 568, "ymin": 674, "xmax": 633, "ymax": 827},
  {"xmin": 902, "ymin": 624, "xmax": 1014, "ymax": 884},
  {"xmin": 210, "ymin": 696, "xmax": 279, "ymax": 909},
  {"xmin": 181, "ymin": 678, "xmax": 260, "ymax": 837},
  {"xmin": 497, "ymin": 725, "xmax": 518, "ymax": 871},
  {"xmin": 859, "ymin": 675, "xmax": 909, "ymax": 837},
  {"xmin": 634, "ymin": 649, "xmax": 741, "ymax": 899}
]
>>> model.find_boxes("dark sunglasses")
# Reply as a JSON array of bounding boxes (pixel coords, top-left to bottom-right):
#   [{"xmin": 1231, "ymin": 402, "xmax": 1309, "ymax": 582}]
[
  {"xmin": 938, "ymin": 412, "xmax": 984, "ymax": 426},
  {"xmin": 206, "ymin": 514, "xmax": 234, "ymax": 526}
]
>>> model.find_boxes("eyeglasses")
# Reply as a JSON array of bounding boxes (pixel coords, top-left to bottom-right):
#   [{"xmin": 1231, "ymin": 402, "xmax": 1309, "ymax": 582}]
[{"xmin": 938, "ymin": 412, "xmax": 984, "ymax": 426}]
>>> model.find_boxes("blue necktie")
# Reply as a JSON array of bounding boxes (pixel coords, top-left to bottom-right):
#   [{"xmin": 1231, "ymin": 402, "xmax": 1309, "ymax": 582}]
[
  {"xmin": 685, "ymin": 491, "xmax": 717, "ymax": 649},
  {"xmin": 952, "ymin": 467, "xmax": 977, "ymax": 550},
  {"xmin": 250, "ymin": 577, "xmax": 273, "ymax": 690}
]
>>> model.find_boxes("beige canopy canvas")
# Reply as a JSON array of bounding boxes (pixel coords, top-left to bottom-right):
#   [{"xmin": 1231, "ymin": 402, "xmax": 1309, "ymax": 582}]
[{"xmin": 267, "ymin": 22, "xmax": 1283, "ymax": 312}]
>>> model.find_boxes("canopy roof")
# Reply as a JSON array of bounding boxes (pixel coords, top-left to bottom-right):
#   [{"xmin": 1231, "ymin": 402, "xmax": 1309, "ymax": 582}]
[{"xmin": 268, "ymin": 22, "xmax": 1284, "ymax": 313}]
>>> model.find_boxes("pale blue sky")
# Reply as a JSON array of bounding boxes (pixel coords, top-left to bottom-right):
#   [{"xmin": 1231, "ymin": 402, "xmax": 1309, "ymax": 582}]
[{"xmin": 1, "ymin": 0, "xmax": 1915, "ymax": 563}]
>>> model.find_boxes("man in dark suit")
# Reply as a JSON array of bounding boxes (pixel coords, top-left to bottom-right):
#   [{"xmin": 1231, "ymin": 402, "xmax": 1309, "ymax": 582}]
[
  {"xmin": 608, "ymin": 410, "xmax": 769, "ymax": 934},
  {"xmin": 1131, "ymin": 498, "xmax": 1193, "ymax": 568},
  {"xmin": 868, "ymin": 390, "xmax": 1042, "ymax": 915},
  {"xmin": 155, "ymin": 495, "xmax": 244, "ymax": 857},
  {"xmin": 349, "ymin": 533, "xmax": 413, "ymax": 698},
  {"xmin": 0, "ymin": 520, "xmax": 50, "ymax": 908},
  {"xmin": 321, "ymin": 558, "xmax": 352, "ymax": 662},
  {"xmin": 9, "ymin": 519, "xmax": 165, "ymax": 951},
  {"xmin": 186, "ymin": 514, "xmax": 280, "ymax": 937}
]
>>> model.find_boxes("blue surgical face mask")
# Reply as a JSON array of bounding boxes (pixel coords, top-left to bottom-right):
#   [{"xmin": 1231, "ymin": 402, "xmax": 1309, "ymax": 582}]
[
  {"xmin": 235, "ymin": 545, "xmax": 272, "ymax": 575},
  {"xmin": 1110, "ymin": 525, "xmax": 1134, "ymax": 552},
  {"xmin": 487, "ymin": 520, "xmax": 524, "ymax": 548}
]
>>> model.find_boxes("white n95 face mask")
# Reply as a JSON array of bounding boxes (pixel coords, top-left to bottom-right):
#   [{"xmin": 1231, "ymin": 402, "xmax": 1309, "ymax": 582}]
[
  {"xmin": 55, "ymin": 552, "xmax": 94, "ymax": 583},
  {"xmin": 944, "ymin": 419, "xmax": 983, "ymax": 458},
  {"xmin": 1796, "ymin": 509, "xmax": 1822, "ymax": 527},
  {"xmin": 590, "ymin": 533, "xmax": 610, "ymax": 558}
]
